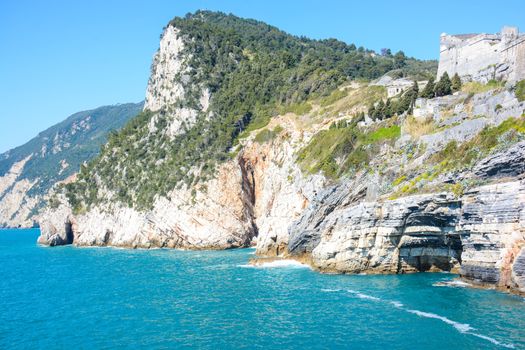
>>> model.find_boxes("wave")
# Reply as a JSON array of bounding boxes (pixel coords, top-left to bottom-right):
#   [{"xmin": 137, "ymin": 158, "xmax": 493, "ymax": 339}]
[
  {"xmin": 336, "ymin": 288, "xmax": 514, "ymax": 349},
  {"xmin": 321, "ymin": 288, "xmax": 341, "ymax": 293},
  {"xmin": 469, "ymin": 332, "xmax": 515, "ymax": 349},
  {"xmin": 406, "ymin": 309, "xmax": 473, "ymax": 333},
  {"xmin": 238, "ymin": 259, "xmax": 310, "ymax": 269},
  {"xmin": 433, "ymin": 279, "xmax": 472, "ymax": 288},
  {"xmin": 347, "ymin": 289, "xmax": 382, "ymax": 301},
  {"xmin": 389, "ymin": 301, "xmax": 404, "ymax": 308}
]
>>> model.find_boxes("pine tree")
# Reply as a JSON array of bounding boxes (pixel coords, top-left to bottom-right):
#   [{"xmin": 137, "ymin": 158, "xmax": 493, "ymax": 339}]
[
  {"xmin": 420, "ymin": 77, "xmax": 435, "ymax": 99},
  {"xmin": 384, "ymin": 98, "xmax": 392, "ymax": 118},
  {"xmin": 408, "ymin": 81, "xmax": 419, "ymax": 113},
  {"xmin": 434, "ymin": 72, "xmax": 452, "ymax": 97},
  {"xmin": 451, "ymin": 73, "xmax": 462, "ymax": 92},
  {"xmin": 376, "ymin": 100, "xmax": 385, "ymax": 120}
]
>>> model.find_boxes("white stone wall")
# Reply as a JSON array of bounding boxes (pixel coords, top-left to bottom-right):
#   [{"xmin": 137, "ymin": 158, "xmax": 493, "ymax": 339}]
[{"xmin": 437, "ymin": 27, "xmax": 525, "ymax": 83}]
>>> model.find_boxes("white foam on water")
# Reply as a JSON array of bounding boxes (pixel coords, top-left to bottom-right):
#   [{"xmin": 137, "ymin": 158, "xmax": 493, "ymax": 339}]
[
  {"xmin": 433, "ymin": 279, "xmax": 472, "ymax": 288},
  {"xmin": 321, "ymin": 288, "xmax": 341, "ymax": 293},
  {"xmin": 238, "ymin": 259, "xmax": 310, "ymax": 269},
  {"xmin": 406, "ymin": 309, "xmax": 515, "ymax": 348},
  {"xmin": 406, "ymin": 309, "xmax": 473, "ymax": 333},
  {"xmin": 470, "ymin": 332, "xmax": 515, "ymax": 349},
  {"xmin": 341, "ymin": 288, "xmax": 514, "ymax": 349},
  {"xmin": 347, "ymin": 289, "xmax": 382, "ymax": 301},
  {"xmin": 389, "ymin": 301, "xmax": 404, "ymax": 308}
]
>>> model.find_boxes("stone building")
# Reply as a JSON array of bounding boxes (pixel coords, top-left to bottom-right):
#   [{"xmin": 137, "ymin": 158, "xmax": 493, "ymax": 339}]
[
  {"xmin": 373, "ymin": 76, "xmax": 427, "ymax": 98},
  {"xmin": 437, "ymin": 26, "xmax": 525, "ymax": 83}
]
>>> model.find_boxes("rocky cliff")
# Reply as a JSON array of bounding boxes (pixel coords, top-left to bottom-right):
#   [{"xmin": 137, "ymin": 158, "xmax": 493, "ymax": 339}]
[
  {"xmin": 0, "ymin": 103, "xmax": 142, "ymax": 228},
  {"xmin": 38, "ymin": 11, "xmax": 525, "ymax": 295}
]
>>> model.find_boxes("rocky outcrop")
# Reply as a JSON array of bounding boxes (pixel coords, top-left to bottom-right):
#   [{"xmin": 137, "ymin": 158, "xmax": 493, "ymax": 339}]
[
  {"xmin": 473, "ymin": 141, "xmax": 525, "ymax": 179},
  {"xmin": 0, "ymin": 156, "xmax": 39, "ymax": 228},
  {"xmin": 284, "ymin": 177, "xmax": 525, "ymax": 294},
  {"xmin": 458, "ymin": 181, "xmax": 525, "ymax": 292},
  {"xmin": 288, "ymin": 182, "xmax": 462, "ymax": 274},
  {"xmin": 37, "ymin": 113, "xmax": 323, "ymax": 250},
  {"xmin": 38, "ymin": 160, "xmax": 255, "ymax": 249},
  {"xmin": 244, "ymin": 117, "xmax": 326, "ymax": 256},
  {"xmin": 144, "ymin": 26, "xmax": 187, "ymax": 113},
  {"xmin": 37, "ymin": 203, "xmax": 74, "ymax": 246}
]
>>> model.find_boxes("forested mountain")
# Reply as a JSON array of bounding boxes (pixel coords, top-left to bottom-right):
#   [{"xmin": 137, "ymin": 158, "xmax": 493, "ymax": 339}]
[
  {"xmin": 65, "ymin": 11, "xmax": 437, "ymax": 211},
  {"xmin": 0, "ymin": 102, "xmax": 143, "ymax": 227}
]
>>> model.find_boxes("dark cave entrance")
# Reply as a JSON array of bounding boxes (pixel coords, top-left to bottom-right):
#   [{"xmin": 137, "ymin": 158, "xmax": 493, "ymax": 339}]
[{"xmin": 64, "ymin": 221, "xmax": 74, "ymax": 245}]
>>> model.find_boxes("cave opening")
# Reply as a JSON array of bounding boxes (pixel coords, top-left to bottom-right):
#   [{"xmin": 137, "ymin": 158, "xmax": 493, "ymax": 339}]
[{"xmin": 64, "ymin": 221, "xmax": 74, "ymax": 245}]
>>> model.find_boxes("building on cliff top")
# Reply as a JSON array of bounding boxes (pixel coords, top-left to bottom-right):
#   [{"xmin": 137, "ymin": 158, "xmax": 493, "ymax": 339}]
[
  {"xmin": 437, "ymin": 26, "xmax": 525, "ymax": 83},
  {"xmin": 373, "ymin": 76, "xmax": 428, "ymax": 98}
]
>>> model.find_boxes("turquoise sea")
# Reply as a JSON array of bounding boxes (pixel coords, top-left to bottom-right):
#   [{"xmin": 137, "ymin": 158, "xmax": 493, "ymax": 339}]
[{"xmin": 1, "ymin": 229, "xmax": 524, "ymax": 349}]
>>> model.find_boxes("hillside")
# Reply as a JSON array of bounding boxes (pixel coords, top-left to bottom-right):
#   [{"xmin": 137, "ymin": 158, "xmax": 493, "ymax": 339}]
[
  {"xmin": 0, "ymin": 102, "xmax": 143, "ymax": 227},
  {"xmin": 38, "ymin": 11, "xmax": 525, "ymax": 294},
  {"xmin": 63, "ymin": 10, "xmax": 436, "ymax": 212}
]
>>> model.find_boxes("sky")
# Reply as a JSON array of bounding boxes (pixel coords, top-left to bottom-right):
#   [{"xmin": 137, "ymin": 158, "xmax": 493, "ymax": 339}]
[{"xmin": 1, "ymin": 0, "xmax": 525, "ymax": 153}]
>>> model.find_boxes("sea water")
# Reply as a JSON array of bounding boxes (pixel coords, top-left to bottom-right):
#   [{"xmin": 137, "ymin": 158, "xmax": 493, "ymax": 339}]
[{"xmin": 1, "ymin": 229, "xmax": 524, "ymax": 349}]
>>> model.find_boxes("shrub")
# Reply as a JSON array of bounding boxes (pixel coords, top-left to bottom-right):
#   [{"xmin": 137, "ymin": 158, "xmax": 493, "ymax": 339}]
[
  {"xmin": 515, "ymin": 80, "xmax": 525, "ymax": 102},
  {"xmin": 430, "ymin": 116, "xmax": 525, "ymax": 172},
  {"xmin": 254, "ymin": 127, "xmax": 279, "ymax": 143}
]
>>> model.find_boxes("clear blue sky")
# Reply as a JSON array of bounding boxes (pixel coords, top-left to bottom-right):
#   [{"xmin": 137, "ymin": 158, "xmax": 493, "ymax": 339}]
[{"xmin": 1, "ymin": 0, "xmax": 524, "ymax": 153}]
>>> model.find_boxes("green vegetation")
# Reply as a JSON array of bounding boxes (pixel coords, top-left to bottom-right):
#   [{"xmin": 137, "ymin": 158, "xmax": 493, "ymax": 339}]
[
  {"xmin": 364, "ymin": 125, "xmax": 401, "ymax": 143},
  {"xmin": 254, "ymin": 126, "xmax": 282, "ymax": 144},
  {"xmin": 298, "ymin": 120, "xmax": 400, "ymax": 179},
  {"xmin": 278, "ymin": 102, "xmax": 313, "ymax": 115},
  {"xmin": 451, "ymin": 73, "xmax": 462, "ymax": 92},
  {"xmin": 430, "ymin": 116, "xmax": 525, "ymax": 172},
  {"xmin": 420, "ymin": 73, "xmax": 455, "ymax": 99},
  {"xmin": 63, "ymin": 11, "xmax": 437, "ymax": 211},
  {"xmin": 368, "ymin": 81, "xmax": 418, "ymax": 119},
  {"xmin": 420, "ymin": 76, "xmax": 435, "ymax": 99},
  {"xmin": 0, "ymin": 103, "xmax": 142, "ymax": 200},
  {"xmin": 461, "ymin": 80, "xmax": 505, "ymax": 94},
  {"xmin": 434, "ymin": 72, "xmax": 452, "ymax": 97},
  {"xmin": 319, "ymin": 89, "xmax": 349, "ymax": 107},
  {"xmin": 515, "ymin": 79, "xmax": 525, "ymax": 102}
]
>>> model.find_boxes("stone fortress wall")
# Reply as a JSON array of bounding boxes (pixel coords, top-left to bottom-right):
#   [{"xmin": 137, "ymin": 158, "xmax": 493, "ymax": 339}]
[{"xmin": 437, "ymin": 26, "xmax": 525, "ymax": 83}]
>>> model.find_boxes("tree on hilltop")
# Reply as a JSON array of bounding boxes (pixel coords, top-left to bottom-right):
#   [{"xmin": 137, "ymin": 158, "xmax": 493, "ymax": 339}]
[{"xmin": 394, "ymin": 51, "xmax": 406, "ymax": 69}]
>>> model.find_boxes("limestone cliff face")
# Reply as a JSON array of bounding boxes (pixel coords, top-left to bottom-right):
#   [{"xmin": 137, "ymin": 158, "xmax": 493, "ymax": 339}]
[
  {"xmin": 240, "ymin": 116, "xmax": 326, "ymax": 256},
  {"xmin": 284, "ymin": 141, "xmax": 525, "ymax": 294},
  {"xmin": 288, "ymin": 179, "xmax": 462, "ymax": 274},
  {"xmin": 39, "ymin": 161, "xmax": 254, "ymax": 248},
  {"xmin": 37, "ymin": 16, "xmax": 525, "ymax": 295},
  {"xmin": 0, "ymin": 156, "xmax": 38, "ymax": 228},
  {"xmin": 459, "ymin": 180, "xmax": 525, "ymax": 293},
  {"xmin": 38, "ymin": 112, "xmax": 323, "ymax": 250}
]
